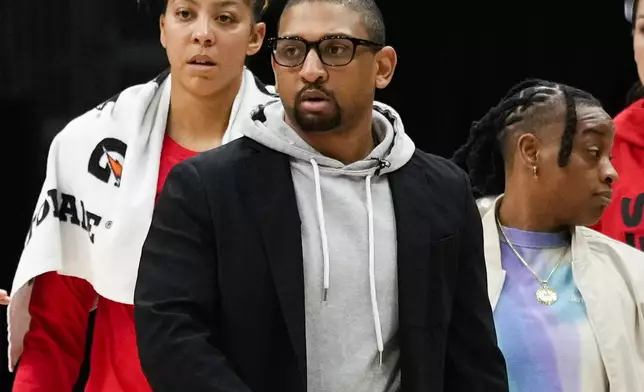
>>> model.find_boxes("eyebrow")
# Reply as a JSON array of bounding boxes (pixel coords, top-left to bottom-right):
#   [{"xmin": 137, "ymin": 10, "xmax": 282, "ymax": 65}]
[
  {"xmin": 176, "ymin": 0, "xmax": 242, "ymax": 6},
  {"xmin": 217, "ymin": 0, "xmax": 243, "ymax": 6},
  {"xmin": 169, "ymin": 0, "xmax": 197, "ymax": 6},
  {"xmin": 278, "ymin": 32, "xmax": 354, "ymax": 40},
  {"xmin": 580, "ymin": 128, "xmax": 606, "ymax": 136}
]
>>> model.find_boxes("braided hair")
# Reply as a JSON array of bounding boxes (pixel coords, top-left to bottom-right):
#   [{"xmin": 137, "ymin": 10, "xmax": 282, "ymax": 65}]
[{"xmin": 451, "ymin": 79, "xmax": 602, "ymax": 197}]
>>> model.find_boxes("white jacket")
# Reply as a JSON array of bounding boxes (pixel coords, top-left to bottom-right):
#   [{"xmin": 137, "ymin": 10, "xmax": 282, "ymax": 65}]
[{"xmin": 481, "ymin": 195, "xmax": 644, "ymax": 392}]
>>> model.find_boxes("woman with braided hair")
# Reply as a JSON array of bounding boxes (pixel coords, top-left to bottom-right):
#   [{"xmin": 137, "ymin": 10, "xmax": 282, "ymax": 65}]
[{"xmin": 452, "ymin": 79, "xmax": 644, "ymax": 392}]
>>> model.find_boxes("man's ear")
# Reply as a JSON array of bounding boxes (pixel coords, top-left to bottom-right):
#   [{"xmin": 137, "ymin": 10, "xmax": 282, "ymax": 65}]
[{"xmin": 374, "ymin": 46, "xmax": 397, "ymax": 89}]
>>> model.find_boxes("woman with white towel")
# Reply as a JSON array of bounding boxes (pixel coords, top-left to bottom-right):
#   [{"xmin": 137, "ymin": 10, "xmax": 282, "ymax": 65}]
[{"xmin": 7, "ymin": 1, "xmax": 275, "ymax": 391}]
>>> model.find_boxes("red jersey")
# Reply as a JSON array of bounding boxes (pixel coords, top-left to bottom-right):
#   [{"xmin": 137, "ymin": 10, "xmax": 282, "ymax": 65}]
[
  {"xmin": 593, "ymin": 99, "xmax": 644, "ymax": 251},
  {"xmin": 13, "ymin": 135, "xmax": 198, "ymax": 391}
]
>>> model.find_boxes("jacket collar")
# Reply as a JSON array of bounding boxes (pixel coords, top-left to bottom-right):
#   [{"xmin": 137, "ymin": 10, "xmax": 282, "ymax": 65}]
[{"xmin": 481, "ymin": 194, "xmax": 589, "ymax": 309}]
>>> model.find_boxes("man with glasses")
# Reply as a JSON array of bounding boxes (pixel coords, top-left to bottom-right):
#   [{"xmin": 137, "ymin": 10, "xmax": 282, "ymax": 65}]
[{"xmin": 133, "ymin": 1, "xmax": 509, "ymax": 391}]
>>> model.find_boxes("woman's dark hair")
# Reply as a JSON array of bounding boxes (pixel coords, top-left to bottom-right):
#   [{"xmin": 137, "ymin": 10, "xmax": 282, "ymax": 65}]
[
  {"xmin": 451, "ymin": 79, "xmax": 602, "ymax": 197},
  {"xmin": 142, "ymin": 0, "xmax": 268, "ymax": 21},
  {"xmin": 626, "ymin": 80, "xmax": 644, "ymax": 105},
  {"xmin": 627, "ymin": 0, "xmax": 644, "ymax": 105}
]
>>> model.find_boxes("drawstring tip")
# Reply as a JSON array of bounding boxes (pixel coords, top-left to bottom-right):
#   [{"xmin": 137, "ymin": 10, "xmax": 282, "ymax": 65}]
[
  {"xmin": 379, "ymin": 351, "xmax": 383, "ymax": 366},
  {"xmin": 323, "ymin": 288, "xmax": 328, "ymax": 302}
]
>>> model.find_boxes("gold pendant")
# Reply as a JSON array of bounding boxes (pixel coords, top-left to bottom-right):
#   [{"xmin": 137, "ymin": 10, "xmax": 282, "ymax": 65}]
[{"xmin": 536, "ymin": 284, "xmax": 557, "ymax": 306}]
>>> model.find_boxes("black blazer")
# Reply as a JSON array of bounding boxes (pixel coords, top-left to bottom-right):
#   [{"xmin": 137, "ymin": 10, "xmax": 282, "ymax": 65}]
[{"xmin": 134, "ymin": 137, "xmax": 508, "ymax": 392}]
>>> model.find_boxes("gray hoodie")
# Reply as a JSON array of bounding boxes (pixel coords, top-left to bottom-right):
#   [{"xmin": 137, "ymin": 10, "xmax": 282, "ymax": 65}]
[{"xmin": 243, "ymin": 100, "xmax": 415, "ymax": 392}]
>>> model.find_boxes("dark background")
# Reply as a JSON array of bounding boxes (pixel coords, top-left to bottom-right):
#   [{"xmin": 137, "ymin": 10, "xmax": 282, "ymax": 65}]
[{"xmin": 0, "ymin": 0, "xmax": 636, "ymax": 390}]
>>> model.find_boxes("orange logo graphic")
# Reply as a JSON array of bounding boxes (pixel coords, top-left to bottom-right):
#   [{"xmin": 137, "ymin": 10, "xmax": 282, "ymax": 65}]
[
  {"xmin": 102, "ymin": 145, "xmax": 123, "ymax": 185},
  {"xmin": 88, "ymin": 137, "xmax": 127, "ymax": 187}
]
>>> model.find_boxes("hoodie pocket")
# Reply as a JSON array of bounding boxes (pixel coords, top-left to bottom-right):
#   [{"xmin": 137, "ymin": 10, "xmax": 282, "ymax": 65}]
[{"xmin": 399, "ymin": 234, "xmax": 459, "ymax": 327}]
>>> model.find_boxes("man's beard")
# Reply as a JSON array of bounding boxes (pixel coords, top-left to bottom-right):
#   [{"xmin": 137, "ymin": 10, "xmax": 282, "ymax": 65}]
[{"xmin": 292, "ymin": 87, "xmax": 342, "ymax": 133}]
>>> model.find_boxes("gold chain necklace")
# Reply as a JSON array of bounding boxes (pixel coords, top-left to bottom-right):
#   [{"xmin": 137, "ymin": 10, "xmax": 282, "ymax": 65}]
[{"xmin": 496, "ymin": 217, "xmax": 570, "ymax": 306}]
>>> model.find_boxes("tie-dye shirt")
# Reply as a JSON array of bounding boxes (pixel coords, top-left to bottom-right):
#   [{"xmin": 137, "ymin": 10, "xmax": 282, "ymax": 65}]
[{"xmin": 493, "ymin": 226, "xmax": 608, "ymax": 392}]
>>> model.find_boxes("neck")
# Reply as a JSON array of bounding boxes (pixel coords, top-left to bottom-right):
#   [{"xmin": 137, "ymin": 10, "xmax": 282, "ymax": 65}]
[
  {"xmin": 498, "ymin": 185, "xmax": 568, "ymax": 233},
  {"xmin": 289, "ymin": 112, "xmax": 376, "ymax": 165},
  {"xmin": 166, "ymin": 74, "xmax": 242, "ymax": 152}
]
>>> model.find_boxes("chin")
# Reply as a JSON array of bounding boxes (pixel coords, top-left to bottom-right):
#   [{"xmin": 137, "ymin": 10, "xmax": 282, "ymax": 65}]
[
  {"xmin": 297, "ymin": 119, "xmax": 340, "ymax": 133},
  {"xmin": 294, "ymin": 112, "xmax": 341, "ymax": 133},
  {"xmin": 182, "ymin": 78, "xmax": 228, "ymax": 98},
  {"xmin": 578, "ymin": 211, "xmax": 604, "ymax": 228}
]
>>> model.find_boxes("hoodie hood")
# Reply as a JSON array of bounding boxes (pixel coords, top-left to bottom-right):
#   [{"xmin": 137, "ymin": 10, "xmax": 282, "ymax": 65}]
[
  {"xmin": 242, "ymin": 99, "xmax": 414, "ymax": 370},
  {"xmin": 614, "ymin": 99, "xmax": 644, "ymax": 148},
  {"xmin": 244, "ymin": 100, "xmax": 416, "ymax": 175}
]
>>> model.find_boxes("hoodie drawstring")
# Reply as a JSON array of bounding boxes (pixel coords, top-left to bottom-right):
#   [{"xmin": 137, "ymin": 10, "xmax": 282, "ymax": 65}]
[
  {"xmin": 309, "ymin": 158, "xmax": 384, "ymax": 365},
  {"xmin": 366, "ymin": 174, "xmax": 384, "ymax": 365},
  {"xmin": 310, "ymin": 159, "xmax": 331, "ymax": 301}
]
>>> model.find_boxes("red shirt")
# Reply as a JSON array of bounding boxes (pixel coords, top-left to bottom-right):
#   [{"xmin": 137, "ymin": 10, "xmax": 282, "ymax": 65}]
[
  {"xmin": 13, "ymin": 135, "xmax": 198, "ymax": 391},
  {"xmin": 593, "ymin": 99, "xmax": 644, "ymax": 251}
]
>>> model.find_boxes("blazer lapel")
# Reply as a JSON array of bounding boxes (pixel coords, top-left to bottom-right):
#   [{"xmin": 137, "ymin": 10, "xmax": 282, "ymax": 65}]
[
  {"xmin": 388, "ymin": 156, "xmax": 436, "ymax": 323},
  {"xmin": 241, "ymin": 145, "xmax": 307, "ymax": 386},
  {"xmin": 481, "ymin": 198, "xmax": 506, "ymax": 311},
  {"xmin": 389, "ymin": 158, "xmax": 434, "ymax": 238}
]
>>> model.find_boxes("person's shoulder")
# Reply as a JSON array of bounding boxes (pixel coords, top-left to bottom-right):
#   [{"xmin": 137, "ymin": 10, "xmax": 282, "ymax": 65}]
[
  {"xmin": 51, "ymin": 71, "xmax": 171, "ymax": 147},
  {"xmin": 409, "ymin": 148, "xmax": 467, "ymax": 185},
  {"xmin": 580, "ymin": 226, "xmax": 644, "ymax": 261},
  {"xmin": 405, "ymin": 149, "xmax": 476, "ymax": 223},
  {"xmin": 613, "ymin": 99, "xmax": 644, "ymax": 135},
  {"xmin": 578, "ymin": 226, "xmax": 644, "ymax": 293},
  {"xmin": 579, "ymin": 226, "xmax": 644, "ymax": 273},
  {"xmin": 248, "ymin": 69, "xmax": 278, "ymax": 98},
  {"xmin": 613, "ymin": 99, "xmax": 643, "ymax": 122},
  {"xmin": 185, "ymin": 137, "xmax": 279, "ymax": 175}
]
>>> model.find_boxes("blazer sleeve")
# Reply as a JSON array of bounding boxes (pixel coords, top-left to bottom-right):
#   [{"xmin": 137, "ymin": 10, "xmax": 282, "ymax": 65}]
[
  {"xmin": 443, "ymin": 170, "xmax": 509, "ymax": 392},
  {"xmin": 134, "ymin": 160, "xmax": 252, "ymax": 392}
]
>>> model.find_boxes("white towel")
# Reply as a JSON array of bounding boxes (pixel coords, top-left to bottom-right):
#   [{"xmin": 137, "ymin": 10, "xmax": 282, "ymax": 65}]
[{"xmin": 7, "ymin": 67, "xmax": 276, "ymax": 371}]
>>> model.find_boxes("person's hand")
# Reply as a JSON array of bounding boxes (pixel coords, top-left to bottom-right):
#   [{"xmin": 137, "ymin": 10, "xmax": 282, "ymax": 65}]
[{"xmin": 0, "ymin": 289, "xmax": 10, "ymax": 305}]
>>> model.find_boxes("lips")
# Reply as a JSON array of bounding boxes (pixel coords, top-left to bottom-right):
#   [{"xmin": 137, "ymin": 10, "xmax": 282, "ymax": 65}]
[
  {"xmin": 597, "ymin": 190, "xmax": 613, "ymax": 206},
  {"xmin": 597, "ymin": 190, "xmax": 613, "ymax": 198},
  {"xmin": 300, "ymin": 89, "xmax": 329, "ymax": 102},
  {"xmin": 188, "ymin": 54, "xmax": 216, "ymax": 66}
]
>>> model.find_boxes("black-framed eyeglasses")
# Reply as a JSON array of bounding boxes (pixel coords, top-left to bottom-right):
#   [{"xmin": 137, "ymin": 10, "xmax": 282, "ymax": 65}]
[{"xmin": 267, "ymin": 35, "xmax": 384, "ymax": 67}]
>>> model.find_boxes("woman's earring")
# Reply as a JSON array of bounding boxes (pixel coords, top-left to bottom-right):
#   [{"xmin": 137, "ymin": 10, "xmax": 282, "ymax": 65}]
[{"xmin": 532, "ymin": 165, "xmax": 539, "ymax": 179}]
